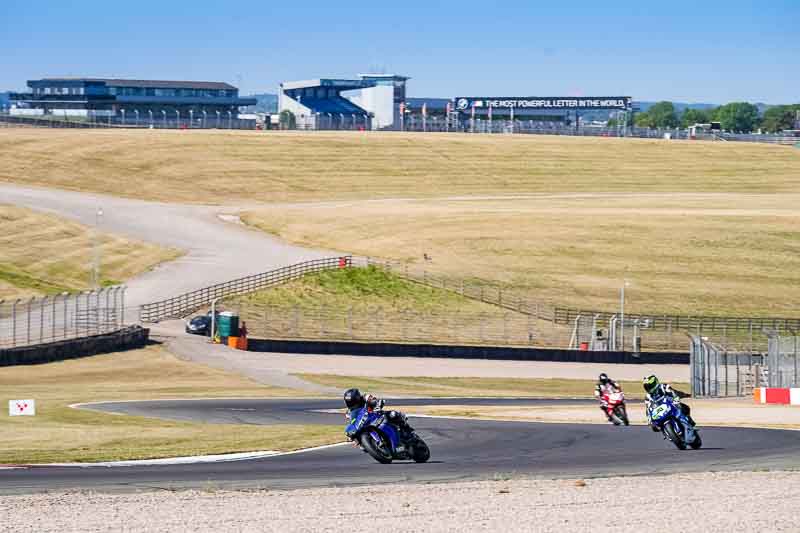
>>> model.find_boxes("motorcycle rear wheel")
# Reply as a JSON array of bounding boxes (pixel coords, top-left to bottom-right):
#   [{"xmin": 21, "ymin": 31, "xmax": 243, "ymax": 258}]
[
  {"xmin": 663, "ymin": 423, "xmax": 687, "ymax": 450},
  {"xmin": 614, "ymin": 405, "xmax": 630, "ymax": 426},
  {"xmin": 360, "ymin": 431, "xmax": 393, "ymax": 464},
  {"xmin": 411, "ymin": 437, "xmax": 431, "ymax": 463}
]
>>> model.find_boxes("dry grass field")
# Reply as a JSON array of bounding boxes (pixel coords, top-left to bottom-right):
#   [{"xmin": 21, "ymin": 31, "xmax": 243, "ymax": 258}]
[
  {"xmin": 243, "ymin": 193, "xmax": 800, "ymax": 316},
  {"xmin": 0, "ymin": 205, "xmax": 181, "ymax": 301},
  {"xmin": 1, "ymin": 129, "xmax": 799, "ymax": 203},
  {"xmin": 0, "ymin": 346, "xmax": 340, "ymax": 463},
  {"xmin": 2, "ymin": 128, "xmax": 799, "ymax": 316}
]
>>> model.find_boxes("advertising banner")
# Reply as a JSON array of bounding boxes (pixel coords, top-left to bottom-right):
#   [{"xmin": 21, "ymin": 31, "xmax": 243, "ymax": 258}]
[{"xmin": 453, "ymin": 96, "xmax": 632, "ymax": 112}]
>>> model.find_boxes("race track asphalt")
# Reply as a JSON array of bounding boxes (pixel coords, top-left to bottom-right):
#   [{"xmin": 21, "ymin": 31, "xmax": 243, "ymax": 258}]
[{"xmin": 2, "ymin": 398, "xmax": 799, "ymax": 495}]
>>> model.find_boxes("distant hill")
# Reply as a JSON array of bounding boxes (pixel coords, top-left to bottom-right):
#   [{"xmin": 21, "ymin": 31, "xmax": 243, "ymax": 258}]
[{"xmin": 244, "ymin": 93, "xmax": 277, "ymax": 114}]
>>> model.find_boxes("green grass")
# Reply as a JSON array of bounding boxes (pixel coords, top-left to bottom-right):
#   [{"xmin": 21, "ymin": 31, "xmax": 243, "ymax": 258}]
[
  {"xmin": 227, "ymin": 265, "xmax": 507, "ymax": 315},
  {"xmin": 294, "ymin": 374, "xmax": 689, "ymax": 399}
]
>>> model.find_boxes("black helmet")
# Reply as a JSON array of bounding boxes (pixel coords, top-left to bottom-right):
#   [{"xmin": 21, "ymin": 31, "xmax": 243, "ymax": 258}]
[
  {"xmin": 599, "ymin": 373, "xmax": 609, "ymax": 384},
  {"xmin": 344, "ymin": 388, "xmax": 365, "ymax": 410},
  {"xmin": 643, "ymin": 375, "xmax": 660, "ymax": 394}
]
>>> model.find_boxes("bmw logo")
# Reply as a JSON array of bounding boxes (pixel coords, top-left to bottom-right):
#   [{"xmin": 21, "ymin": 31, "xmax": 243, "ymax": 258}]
[{"xmin": 456, "ymin": 98, "xmax": 469, "ymax": 110}]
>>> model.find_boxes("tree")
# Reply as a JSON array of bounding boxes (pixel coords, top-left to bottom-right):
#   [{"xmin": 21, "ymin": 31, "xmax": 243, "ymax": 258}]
[
  {"xmin": 634, "ymin": 111, "xmax": 655, "ymax": 129},
  {"xmin": 760, "ymin": 104, "xmax": 800, "ymax": 133},
  {"xmin": 680, "ymin": 108, "xmax": 712, "ymax": 128},
  {"xmin": 647, "ymin": 101, "xmax": 679, "ymax": 129},
  {"xmin": 712, "ymin": 102, "xmax": 759, "ymax": 132},
  {"xmin": 278, "ymin": 109, "xmax": 296, "ymax": 130}
]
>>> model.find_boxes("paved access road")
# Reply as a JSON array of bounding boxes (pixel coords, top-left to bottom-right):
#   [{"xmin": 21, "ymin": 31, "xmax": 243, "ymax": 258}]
[
  {"xmin": 2, "ymin": 398, "xmax": 799, "ymax": 495},
  {"xmin": 0, "ymin": 184, "xmax": 332, "ymax": 307}
]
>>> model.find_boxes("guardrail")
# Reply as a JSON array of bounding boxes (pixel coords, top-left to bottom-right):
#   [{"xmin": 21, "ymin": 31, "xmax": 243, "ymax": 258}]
[{"xmin": 139, "ymin": 256, "xmax": 352, "ymax": 322}]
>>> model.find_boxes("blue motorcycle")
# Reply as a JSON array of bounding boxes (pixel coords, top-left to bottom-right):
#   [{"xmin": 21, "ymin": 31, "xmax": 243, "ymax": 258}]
[
  {"xmin": 345, "ymin": 407, "xmax": 430, "ymax": 464},
  {"xmin": 647, "ymin": 396, "xmax": 702, "ymax": 450}
]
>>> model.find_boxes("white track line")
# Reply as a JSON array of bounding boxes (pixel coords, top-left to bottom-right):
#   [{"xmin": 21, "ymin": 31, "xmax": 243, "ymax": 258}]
[{"xmin": 36, "ymin": 443, "xmax": 349, "ymax": 468}]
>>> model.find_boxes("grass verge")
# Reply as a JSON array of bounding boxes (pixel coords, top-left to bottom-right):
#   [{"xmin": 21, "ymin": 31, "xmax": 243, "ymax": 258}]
[
  {"xmin": 1, "ymin": 129, "xmax": 798, "ymax": 204},
  {"xmin": 0, "ymin": 346, "xmax": 341, "ymax": 463},
  {"xmin": 294, "ymin": 374, "xmax": 690, "ymax": 399},
  {"xmin": 0, "ymin": 205, "xmax": 181, "ymax": 300}
]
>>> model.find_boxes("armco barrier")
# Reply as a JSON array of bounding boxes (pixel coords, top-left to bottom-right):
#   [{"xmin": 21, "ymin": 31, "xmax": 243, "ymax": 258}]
[
  {"xmin": 247, "ymin": 338, "xmax": 688, "ymax": 364},
  {"xmin": 0, "ymin": 325, "xmax": 149, "ymax": 366},
  {"xmin": 139, "ymin": 256, "xmax": 352, "ymax": 323}
]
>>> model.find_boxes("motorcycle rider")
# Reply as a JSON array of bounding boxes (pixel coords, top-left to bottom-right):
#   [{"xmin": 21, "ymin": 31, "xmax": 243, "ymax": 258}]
[
  {"xmin": 343, "ymin": 388, "xmax": 414, "ymax": 437},
  {"xmin": 594, "ymin": 373, "xmax": 622, "ymax": 424},
  {"xmin": 642, "ymin": 374, "xmax": 696, "ymax": 431}
]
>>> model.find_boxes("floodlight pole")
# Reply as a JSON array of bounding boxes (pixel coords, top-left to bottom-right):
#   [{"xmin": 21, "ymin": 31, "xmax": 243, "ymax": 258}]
[{"xmin": 619, "ymin": 280, "xmax": 628, "ymax": 351}]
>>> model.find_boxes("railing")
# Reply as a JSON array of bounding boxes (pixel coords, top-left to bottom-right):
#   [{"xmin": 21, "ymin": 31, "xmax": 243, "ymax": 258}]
[
  {"xmin": 362, "ymin": 257, "xmax": 797, "ymax": 351},
  {"xmin": 139, "ymin": 256, "xmax": 351, "ymax": 323},
  {"xmin": 0, "ymin": 286, "xmax": 127, "ymax": 348}
]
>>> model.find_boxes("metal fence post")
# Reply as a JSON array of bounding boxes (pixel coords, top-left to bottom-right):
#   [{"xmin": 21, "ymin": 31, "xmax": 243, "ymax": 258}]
[
  {"xmin": 12, "ymin": 299, "xmax": 18, "ymax": 347},
  {"xmin": 51, "ymin": 293, "xmax": 58, "ymax": 340},
  {"xmin": 39, "ymin": 296, "xmax": 46, "ymax": 343},
  {"xmin": 27, "ymin": 297, "xmax": 33, "ymax": 345}
]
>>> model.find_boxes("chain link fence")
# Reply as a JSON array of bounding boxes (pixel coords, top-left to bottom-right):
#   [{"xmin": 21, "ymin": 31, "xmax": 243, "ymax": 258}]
[
  {"xmin": 766, "ymin": 330, "xmax": 800, "ymax": 388},
  {"xmin": 689, "ymin": 334, "xmax": 770, "ymax": 397},
  {"xmin": 0, "ymin": 286, "xmax": 127, "ymax": 348}
]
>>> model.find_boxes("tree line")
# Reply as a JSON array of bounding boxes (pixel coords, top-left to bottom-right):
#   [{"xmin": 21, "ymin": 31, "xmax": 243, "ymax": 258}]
[{"xmin": 608, "ymin": 101, "xmax": 800, "ymax": 133}]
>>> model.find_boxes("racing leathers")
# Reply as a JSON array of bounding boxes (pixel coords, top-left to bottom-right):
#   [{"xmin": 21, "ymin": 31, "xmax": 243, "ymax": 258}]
[
  {"xmin": 345, "ymin": 394, "xmax": 413, "ymax": 439},
  {"xmin": 594, "ymin": 379, "xmax": 622, "ymax": 421},
  {"xmin": 645, "ymin": 383, "xmax": 695, "ymax": 430}
]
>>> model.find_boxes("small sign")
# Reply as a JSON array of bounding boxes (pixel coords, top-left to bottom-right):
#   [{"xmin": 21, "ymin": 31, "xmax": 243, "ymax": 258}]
[{"xmin": 9, "ymin": 400, "xmax": 35, "ymax": 416}]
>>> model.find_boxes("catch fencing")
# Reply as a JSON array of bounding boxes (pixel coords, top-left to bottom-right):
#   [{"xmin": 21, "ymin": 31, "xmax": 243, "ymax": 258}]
[
  {"xmin": 0, "ymin": 286, "xmax": 127, "ymax": 348},
  {"xmin": 139, "ymin": 256, "xmax": 352, "ymax": 323},
  {"xmin": 360, "ymin": 257, "xmax": 794, "ymax": 352},
  {"xmin": 689, "ymin": 334, "xmax": 770, "ymax": 397},
  {"xmin": 766, "ymin": 330, "xmax": 800, "ymax": 388},
  {"xmin": 0, "ymin": 113, "xmax": 256, "ymax": 130},
  {"xmin": 242, "ymin": 304, "xmax": 540, "ymax": 347}
]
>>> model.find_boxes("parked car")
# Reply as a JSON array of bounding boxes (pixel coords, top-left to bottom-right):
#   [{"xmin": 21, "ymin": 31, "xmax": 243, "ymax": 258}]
[{"xmin": 185, "ymin": 314, "xmax": 212, "ymax": 335}]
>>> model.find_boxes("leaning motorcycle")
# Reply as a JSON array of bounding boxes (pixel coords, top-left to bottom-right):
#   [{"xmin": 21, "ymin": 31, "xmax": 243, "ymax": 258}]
[
  {"xmin": 602, "ymin": 390, "xmax": 629, "ymax": 426},
  {"xmin": 647, "ymin": 396, "xmax": 702, "ymax": 450},
  {"xmin": 345, "ymin": 407, "xmax": 430, "ymax": 464}
]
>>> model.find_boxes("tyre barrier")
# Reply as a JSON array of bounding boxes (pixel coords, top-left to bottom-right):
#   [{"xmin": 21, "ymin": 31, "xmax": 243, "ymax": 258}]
[
  {"xmin": 0, "ymin": 325, "xmax": 149, "ymax": 366},
  {"xmin": 247, "ymin": 338, "xmax": 689, "ymax": 364}
]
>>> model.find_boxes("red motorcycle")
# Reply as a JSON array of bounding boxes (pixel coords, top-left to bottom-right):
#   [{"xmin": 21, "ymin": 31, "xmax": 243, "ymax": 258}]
[{"xmin": 602, "ymin": 390, "xmax": 629, "ymax": 426}]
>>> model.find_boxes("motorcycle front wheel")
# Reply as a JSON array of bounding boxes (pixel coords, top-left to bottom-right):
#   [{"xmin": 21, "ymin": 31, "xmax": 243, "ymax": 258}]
[
  {"xmin": 411, "ymin": 437, "xmax": 431, "ymax": 463},
  {"xmin": 689, "ymin": 430, "xmax": 703, "ymax": 450},
  {"xmin": 663, "ymin": 423, "xmax": 687, "ymax": 450},
  {"xmin": 360, "ymin": 431, "xmax": 393, "ymax": 464}
]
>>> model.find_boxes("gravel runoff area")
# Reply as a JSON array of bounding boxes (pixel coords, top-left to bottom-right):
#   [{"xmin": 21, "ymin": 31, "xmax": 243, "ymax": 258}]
[{"xmin": 1, "ymin": 471, "xmax": 798, "ymax": 532}]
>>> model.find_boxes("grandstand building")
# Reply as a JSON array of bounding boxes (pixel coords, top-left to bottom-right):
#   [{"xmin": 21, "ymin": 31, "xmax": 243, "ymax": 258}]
[
  {"xmin": 279, "ymin": 74, "xmax": 408, "ymax": 130},
  {"xmin": 9, "ymin": 78, "xmax": 256, "ymax": 118}
]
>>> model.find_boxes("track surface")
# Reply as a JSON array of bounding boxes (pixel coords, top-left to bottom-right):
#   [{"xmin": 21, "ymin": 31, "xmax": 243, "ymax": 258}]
[{"xmin": 2, "ymin": 398, "xmax": 799, "ymax": 494}]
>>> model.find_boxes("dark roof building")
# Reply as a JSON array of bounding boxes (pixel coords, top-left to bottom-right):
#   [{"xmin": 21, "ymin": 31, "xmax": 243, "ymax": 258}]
[{"xmin": 10, "ymin": 78, "xmax": 256, "ymax": 119}]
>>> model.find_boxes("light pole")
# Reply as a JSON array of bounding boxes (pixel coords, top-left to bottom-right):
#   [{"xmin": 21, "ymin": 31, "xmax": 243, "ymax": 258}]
[
  {"xmin": 148, "ymin": 109, "xmax": 153, "ymax": 126},
  {"xmin": 161, "ymin": 109, "xmax": 167, "ymax": 128},
  {"xmin": 202, "ymin": 109, "xmax": 207, "ymax": 129},
  {"xmin": 216, "ymin": 110, "xmax": 221, "ymax": 128},
  {"xmin": 175, "ymin": 109, "xmax": 180, "ymax": 128},
  {"xmin": 92, "ymin": 207, "xmax": 104, "ymax": 289},
  {"xmin": 189, "ymin": 109, "xmax": 194, "ymax": 128},
  {"xmin": 120, "ymin": 108, "xmax": 126, "ymax": 126},
  {"xmin": 133, "ymin": 109, "xmax": 139, "ymax": 126},
  {"xmin": 227, "ymin": 110, "xmax": 232, "ymax": 129}
]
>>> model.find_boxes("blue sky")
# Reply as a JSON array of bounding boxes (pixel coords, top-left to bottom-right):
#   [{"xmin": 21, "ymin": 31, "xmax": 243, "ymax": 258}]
[{"xmin": 1, "ymin": 0, "xmax": 797, "ymax": 104}]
